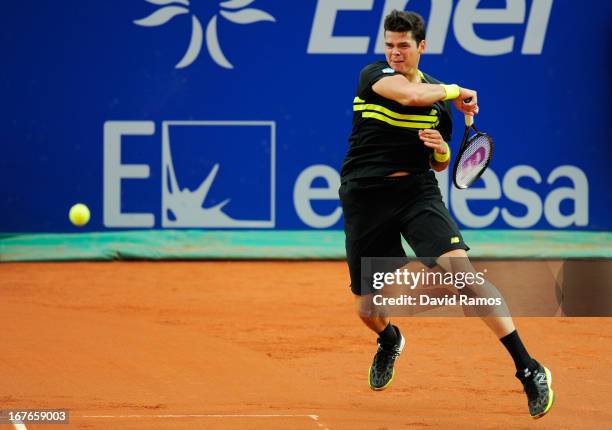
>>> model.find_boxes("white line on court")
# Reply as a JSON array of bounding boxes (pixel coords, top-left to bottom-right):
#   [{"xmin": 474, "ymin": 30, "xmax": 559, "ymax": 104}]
[
  {"xmin": 80, "ymin": 413, "xmax": 330, "ymax": 428},
  {"xmin": 309, "ymin": 414, "xmax": 331, "ymax": 430},
  {"xmin": 82, "ymin": 414, "xmax": 318, "ymax": 419},
  {"xmin": 12, "ymin": 422, "xmax": 27, "ymax": 430}
]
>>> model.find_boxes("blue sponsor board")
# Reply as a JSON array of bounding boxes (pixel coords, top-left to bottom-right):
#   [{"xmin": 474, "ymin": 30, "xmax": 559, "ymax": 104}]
[{"xmin": 1, "ymin": 0, "xmax": 610, "ymax": 232}]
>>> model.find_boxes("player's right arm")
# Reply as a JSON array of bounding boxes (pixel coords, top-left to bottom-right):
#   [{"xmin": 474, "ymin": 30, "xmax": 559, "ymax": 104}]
[{"xmin": 372, "ymin": 75, "xmax": 478, "ymax": 114}]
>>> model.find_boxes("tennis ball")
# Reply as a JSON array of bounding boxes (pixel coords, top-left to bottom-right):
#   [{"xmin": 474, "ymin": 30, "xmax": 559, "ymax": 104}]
[{"xmin": 69, "ymin": 203, "xmax": 90, "ymax": 227}]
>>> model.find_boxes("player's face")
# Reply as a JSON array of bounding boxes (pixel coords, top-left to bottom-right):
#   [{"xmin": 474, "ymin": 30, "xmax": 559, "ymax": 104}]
[{"xmin": 384, "ymin": 31, "xmax": 425, "ymax": 74}]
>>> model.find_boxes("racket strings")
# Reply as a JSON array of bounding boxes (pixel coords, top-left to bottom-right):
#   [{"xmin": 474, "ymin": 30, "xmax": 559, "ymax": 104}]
[{"xmin": 456, "ymin": 133, "xmax": 492, "ymax": 186}]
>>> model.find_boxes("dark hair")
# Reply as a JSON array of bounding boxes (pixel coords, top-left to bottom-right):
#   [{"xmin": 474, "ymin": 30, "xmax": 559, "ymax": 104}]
[{"xmin": 383, "ymin": 10, "xmax": 426, "ymax": 45}]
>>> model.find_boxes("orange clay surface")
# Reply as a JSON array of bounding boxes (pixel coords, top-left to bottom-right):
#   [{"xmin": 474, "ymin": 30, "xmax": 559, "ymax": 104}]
[{"xmin": 1, "ymin": 261, "xmax": 611, "ymax": 430}]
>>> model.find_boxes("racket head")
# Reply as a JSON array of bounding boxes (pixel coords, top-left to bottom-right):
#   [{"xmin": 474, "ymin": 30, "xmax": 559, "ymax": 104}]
[{"xmin": 452, "ymin": 131, "xmax": 494, "ymax": 189}]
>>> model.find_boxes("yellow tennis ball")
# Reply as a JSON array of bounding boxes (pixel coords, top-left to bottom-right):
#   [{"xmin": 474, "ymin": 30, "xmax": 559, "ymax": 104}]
[{"xmin": 69, "ymin": 203, "xmax": 90, "ymax": 227}]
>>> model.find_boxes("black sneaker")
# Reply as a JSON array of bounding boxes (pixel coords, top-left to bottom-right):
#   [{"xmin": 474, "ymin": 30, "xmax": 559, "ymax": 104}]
[
  {"xmin": 516, "ymin": 361, "xmax": 555, "ymax": 419},
  {"xmin": 368, "ymin": 326, "xmax": 405, "ymax": 391}
]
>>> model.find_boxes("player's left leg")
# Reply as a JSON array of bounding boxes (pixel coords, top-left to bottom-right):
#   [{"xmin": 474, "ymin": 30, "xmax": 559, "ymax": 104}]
[{"xmin": 437, "ymin": 249, "xmax": 555, "ymax": 419}]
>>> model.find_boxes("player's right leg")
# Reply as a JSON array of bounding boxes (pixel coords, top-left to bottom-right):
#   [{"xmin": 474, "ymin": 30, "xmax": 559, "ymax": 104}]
[
  {"xmin": 355, "ymin": 296, "xmax": 406, "ymax": 390},
  {"xmin": 368, "ymin": 324, "xmax": 405, "ymax": 390},
  {"xmin": 339, "ymin": 177, "xmax": 409, "ymax": 391}
]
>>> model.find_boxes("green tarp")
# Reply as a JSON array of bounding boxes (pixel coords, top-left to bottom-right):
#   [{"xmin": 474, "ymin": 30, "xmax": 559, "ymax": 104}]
[{"xmin": 1, "ymin": 230, "xmax": 610, "ymax": 262}]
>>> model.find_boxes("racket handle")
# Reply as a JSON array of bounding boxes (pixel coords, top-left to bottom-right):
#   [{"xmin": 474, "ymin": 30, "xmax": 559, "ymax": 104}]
[{"xmin": 463, "ymin": 97, "xmax": 474, "ymax": 126}]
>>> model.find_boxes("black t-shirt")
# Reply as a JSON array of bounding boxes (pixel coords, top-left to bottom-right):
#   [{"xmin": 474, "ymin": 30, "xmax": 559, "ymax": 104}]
[{"xmin": 340, "ymin": 61, "xmax": 453, "ymax": 182}]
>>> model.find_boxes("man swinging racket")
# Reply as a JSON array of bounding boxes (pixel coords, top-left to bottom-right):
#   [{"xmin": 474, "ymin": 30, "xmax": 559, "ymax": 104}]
[{"xmin": 338, "ymin": 10, "xmax": 554, "ymax": 419}]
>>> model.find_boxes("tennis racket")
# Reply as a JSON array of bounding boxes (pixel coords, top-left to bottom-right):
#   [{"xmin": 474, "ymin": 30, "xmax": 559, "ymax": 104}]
[{"xmin": 452, "ymin": 100, "xmax": 493, "ymax": 189}]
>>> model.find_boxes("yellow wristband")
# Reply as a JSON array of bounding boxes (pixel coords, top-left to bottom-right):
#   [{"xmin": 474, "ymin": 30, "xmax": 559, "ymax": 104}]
[
  {"xmin": 442, "ymin": 84, "xmax": 460, "ymax": 101},
  {"xmin": 433, "ymin": 142, "xmax": 450, "ymax": 163}
]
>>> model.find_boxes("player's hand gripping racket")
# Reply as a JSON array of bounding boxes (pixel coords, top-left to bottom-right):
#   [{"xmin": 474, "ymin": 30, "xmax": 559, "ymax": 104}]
[{"xmin": 452, "ymin": 99, "xmax": 494, "ymax": 189}]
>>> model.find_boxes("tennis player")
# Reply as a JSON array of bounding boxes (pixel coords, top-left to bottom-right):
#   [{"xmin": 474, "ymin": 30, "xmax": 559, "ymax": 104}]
[{"xmin": 338, "ymin": 10, "xmax": 554, "ymax": 419}]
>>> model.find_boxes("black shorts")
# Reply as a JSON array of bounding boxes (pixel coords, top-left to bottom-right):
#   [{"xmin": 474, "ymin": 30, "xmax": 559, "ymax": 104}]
[{"xmin": 339, "ymin": 171, "xmax": 469, "ymax": 296}]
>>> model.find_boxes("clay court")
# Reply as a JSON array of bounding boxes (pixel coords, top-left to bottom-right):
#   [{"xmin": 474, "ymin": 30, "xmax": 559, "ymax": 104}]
[{"xmin": 2, "ymin": 261, "xmax": 611, "ymax": 429}]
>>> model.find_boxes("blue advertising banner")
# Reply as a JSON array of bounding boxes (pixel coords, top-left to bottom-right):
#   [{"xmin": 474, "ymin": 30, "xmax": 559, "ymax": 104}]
[{"xmin": 1, "ymin": 0, "xmax": 611, "ymax": 232}]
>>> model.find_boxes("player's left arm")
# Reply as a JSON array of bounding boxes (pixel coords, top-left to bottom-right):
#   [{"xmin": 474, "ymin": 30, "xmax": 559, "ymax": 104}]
[{"xmin": 420, "ymin": 129, "xmax": 450, "ymax": 172}]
